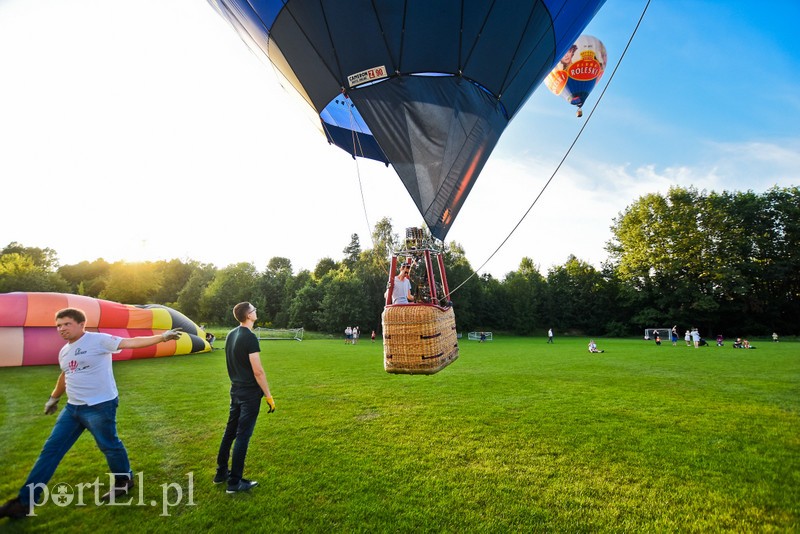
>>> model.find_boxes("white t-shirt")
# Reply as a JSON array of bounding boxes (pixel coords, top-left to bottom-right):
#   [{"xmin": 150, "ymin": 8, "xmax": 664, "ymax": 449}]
[
  {"xmin": 59, "ymin": 332, "xmax": 123, "ymax": 406},
  {"xmin": 392, "ymin": 276, "xmax": 412, "ymax": 304}
]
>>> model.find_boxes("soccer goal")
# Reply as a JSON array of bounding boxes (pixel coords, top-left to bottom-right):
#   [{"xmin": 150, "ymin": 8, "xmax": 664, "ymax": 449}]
[
  {"xmin": 468, "ymin": 331, "xmax": 493, "ymax": 341},
  {"xmin": 254, "ymin": 327, "xmax": 304, "ymax": 341},
  {"xmin": 644, "ymin": 328, "xmax": 671, "ymax": 341}
]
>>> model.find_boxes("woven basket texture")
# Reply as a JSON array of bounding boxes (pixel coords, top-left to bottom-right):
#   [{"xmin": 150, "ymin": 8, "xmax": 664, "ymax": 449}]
[{"xmin": 382, "ymin": 305, "xmax": 459, "ymax": 375}]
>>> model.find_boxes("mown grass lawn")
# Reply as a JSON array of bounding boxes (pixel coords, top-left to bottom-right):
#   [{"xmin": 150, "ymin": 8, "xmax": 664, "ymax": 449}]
[{"xmin": 0, "ymin": 336, "xmax": 798, "ymax": 532}]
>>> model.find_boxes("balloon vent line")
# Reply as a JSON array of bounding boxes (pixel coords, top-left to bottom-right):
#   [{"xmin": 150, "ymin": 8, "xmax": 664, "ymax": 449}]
[{"xmin": 346, "ymin": 103, "xmax": 391, "ymax": 276}]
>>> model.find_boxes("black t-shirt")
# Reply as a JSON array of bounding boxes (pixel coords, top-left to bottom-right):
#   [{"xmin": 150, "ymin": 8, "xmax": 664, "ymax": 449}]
[{"xmin": 225, "ymin": 326, "xmax": 261, "ymax": 388}]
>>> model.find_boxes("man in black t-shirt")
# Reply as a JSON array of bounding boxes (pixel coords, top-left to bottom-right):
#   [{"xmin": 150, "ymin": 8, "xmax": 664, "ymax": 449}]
[{"xmin": 214, "ymin": 302, "xmax": 275, "ymax": 494}]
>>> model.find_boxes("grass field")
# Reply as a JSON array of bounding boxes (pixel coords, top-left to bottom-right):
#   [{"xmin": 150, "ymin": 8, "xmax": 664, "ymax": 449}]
[{"xmin": 0, "ymin": 336, "xmax": 798, "ymax": 532}]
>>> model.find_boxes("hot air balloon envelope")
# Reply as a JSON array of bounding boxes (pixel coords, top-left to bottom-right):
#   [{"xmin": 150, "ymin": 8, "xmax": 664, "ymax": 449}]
[{"xmin": 208, "ymin": 0, "xmax": 607, "ymax": 239}]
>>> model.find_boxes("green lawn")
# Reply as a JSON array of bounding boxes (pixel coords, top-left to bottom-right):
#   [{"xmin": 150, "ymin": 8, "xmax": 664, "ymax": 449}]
[{"xmin": 0, "ymin": 336, "xmax": 798, "ymax": 532}]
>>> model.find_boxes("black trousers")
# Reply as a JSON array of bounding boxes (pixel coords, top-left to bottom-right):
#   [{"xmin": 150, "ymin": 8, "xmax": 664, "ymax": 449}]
[{"xmin": 216, "ymin": 386, "xmax": 263, "ymax": 484}]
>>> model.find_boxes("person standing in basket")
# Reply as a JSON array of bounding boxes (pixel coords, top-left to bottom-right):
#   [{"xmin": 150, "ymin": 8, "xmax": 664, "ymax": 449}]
[
  {"xmin": 390, "ymin": 262, "xmax": 415, "ymax": 304},
  {"xmin": 214, "ymin": 302, "xmax": 275, "ymax": 494}
]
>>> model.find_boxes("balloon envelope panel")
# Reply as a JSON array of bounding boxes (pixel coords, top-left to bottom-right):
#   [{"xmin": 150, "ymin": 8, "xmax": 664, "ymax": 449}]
[{"xmin": 0, "ymin": 327, "xmax": 24, "ymax": 367}]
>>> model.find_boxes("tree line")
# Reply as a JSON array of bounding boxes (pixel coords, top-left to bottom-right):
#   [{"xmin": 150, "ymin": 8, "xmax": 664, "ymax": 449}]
[{"xmin": 2, "ymin": 186, "xmax": 797, "ymax": 338}]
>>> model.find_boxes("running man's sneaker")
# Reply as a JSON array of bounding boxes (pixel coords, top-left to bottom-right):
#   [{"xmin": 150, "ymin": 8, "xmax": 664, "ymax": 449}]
[{"xmin": 0, "ymin": 497, "xmax": 27, "ymax": 519}]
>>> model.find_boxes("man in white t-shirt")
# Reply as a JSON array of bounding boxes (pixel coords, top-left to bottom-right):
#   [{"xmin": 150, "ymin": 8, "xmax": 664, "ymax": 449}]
[
  {"xmin": 0, "ymin": 307, "xmax": 182, "ymax": 519},
  {"xmin": 391, "ymin": 262, "xmax": 415, "ymax": 304}
]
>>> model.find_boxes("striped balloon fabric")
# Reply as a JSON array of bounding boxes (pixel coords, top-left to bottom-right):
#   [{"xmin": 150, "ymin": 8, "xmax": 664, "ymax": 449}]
[{"xmin": 0, "ymin": 292, "xmax": 211, "ymax": 367}]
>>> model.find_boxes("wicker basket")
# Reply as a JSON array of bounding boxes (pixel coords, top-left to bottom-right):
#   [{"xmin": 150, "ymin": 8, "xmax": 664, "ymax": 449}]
[{"xmin": 382, "ymin": 304, "xmax": 459, "ymax": 375}]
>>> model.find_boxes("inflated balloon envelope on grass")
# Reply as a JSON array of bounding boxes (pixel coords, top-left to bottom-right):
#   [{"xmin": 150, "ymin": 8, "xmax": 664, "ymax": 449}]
[{"xmin": 0, "ymin": 292, "xmax": 211, "ymax": 367}]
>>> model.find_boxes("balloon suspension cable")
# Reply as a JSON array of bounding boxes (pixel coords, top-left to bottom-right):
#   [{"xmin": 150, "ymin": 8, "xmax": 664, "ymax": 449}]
[{"xmin": 448, "ymin": 0, "xmax": 651, "ymax": 296}]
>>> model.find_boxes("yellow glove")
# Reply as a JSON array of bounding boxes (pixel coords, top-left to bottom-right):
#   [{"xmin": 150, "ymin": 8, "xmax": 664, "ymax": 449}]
[{"xmin": 265, "ymin": 396, "xmax": 276, "ymax": 413}]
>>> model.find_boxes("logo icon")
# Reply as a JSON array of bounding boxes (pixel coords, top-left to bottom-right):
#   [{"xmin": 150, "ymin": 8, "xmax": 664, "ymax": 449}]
[{"xmin": 51, "ymin": 483, "xmax": 74, "ymax": 506}]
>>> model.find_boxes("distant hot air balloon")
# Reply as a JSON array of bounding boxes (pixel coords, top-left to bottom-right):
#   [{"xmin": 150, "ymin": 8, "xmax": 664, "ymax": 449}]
[
  {"xmin": 208, "ymin": 1, "xmax": 607, "ymax": 240},
  {"xmin": 545, "ymin": 34, "xmax": 607, "ymax": 117},
  {"xmin": 0, "ymin": 292, "xmax": 211, "ymax": 367}
]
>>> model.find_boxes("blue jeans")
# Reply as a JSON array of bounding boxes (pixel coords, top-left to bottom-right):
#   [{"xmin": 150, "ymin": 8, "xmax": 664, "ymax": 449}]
[
  {"xmin": 216, "ymin": 386, "xmax": 262, "ymax": 485},
  {"xmin": 18, "ymin": 397, "xmax": 131, "ymax": 505}
]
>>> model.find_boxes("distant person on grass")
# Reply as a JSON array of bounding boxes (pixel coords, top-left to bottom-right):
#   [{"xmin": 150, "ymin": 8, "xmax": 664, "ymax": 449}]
[
  {"xmin": 547, "ymin": 328, "xmax": 554, "ymax": 344},
  {"xmin": 214, "ymin": 302, "xmax": 275, "ymax": 494},
  {"xmin": 588, "ymin": 340, "xmax": 604, "ymax": 353},
  {"xmin": 0, "ymin": 308, "xmax": 183, "ymax": 520}
]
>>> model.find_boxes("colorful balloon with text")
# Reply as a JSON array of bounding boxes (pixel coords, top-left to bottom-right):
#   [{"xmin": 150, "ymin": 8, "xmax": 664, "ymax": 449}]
[{"xmin": 545, "ymin": 35, "xmax": 607, "ymax": 117}]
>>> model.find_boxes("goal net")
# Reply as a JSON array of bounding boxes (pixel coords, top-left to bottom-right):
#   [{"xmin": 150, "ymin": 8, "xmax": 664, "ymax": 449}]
[
  {"xmin": 254, "ymin": 327, "xmax": 304, "ymax": 341},
  {"xmin": 644, "ymin": 328, "xmax": 671, "ymax": 341},
  {"xmin": 468, "ymin": 331, "xmax": 493, "ymax": 341}
]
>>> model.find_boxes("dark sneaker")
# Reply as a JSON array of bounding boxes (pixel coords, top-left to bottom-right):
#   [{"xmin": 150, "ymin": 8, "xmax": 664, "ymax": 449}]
[
  {"xmin": 0, "ymin": 497, "xmax": 28, "ymax": 519},
  {"xmin": 226, "ymin": 479, "xmax": 258, "ymax": 494},
  {"xmin": 101, "ymin": 478, "xmax": 135, "ymax": 502},
  {"xmin": 213, "ymin": 468, "xmax": 229, "ymax": 485}
]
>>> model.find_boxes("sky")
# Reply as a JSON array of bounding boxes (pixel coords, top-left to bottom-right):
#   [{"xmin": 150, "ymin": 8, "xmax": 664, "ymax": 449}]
[{"xmin": 1, "ymin": 0, "xmax": 798, "ymax": 279}]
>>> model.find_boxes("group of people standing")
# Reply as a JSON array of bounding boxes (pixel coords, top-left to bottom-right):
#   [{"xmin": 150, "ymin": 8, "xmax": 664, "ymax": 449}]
[
  {"xmin": 681, "ymin": 327, "xmax": 704, "ymax": 348},
  {"xmin": 344, "ymin": 326, "xmax": 361, "ymax": 344}
]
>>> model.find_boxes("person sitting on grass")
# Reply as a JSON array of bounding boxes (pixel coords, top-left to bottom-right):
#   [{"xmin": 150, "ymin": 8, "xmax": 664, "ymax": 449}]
[{"xmin": 588, "ymin": 340, "xmax": 604, "ymax": 353}]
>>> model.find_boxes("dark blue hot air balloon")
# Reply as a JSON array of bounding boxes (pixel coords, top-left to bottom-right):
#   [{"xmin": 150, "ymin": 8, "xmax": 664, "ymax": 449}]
[{"xmin": 208, "ymin": 0, "xmax": 606, "ymax": 240}]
